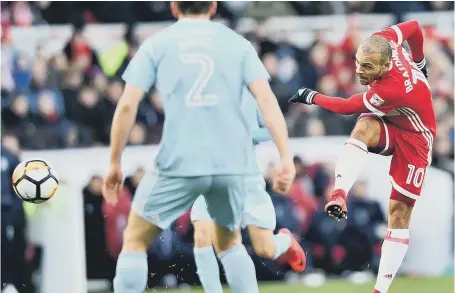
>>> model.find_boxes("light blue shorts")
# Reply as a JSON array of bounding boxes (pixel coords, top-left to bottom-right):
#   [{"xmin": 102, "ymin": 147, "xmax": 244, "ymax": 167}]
[
  {"xmin": 190, "ymin": 174, "xmax": 276, "ymax": 230},
  {"xmin": 132, "ymin": 173, "xmax": 260, "ymax": 231}
]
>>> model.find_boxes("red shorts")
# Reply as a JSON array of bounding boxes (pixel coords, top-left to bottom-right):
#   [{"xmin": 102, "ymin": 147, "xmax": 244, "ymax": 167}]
[{"xmin": 358, "ymin": 114, "xmax": 432, "ymax": 205}]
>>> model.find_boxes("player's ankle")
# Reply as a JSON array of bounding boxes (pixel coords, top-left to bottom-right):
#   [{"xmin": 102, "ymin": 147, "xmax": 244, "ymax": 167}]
[{"xmin": 331, "ymin": 189, "xmax": 347, "ymax": 200}]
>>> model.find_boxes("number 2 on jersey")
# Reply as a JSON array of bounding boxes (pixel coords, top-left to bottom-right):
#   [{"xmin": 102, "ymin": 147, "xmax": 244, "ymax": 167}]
[{"xmin": 180, "ymin": 53, "xmax": 218, "ymax": 107}]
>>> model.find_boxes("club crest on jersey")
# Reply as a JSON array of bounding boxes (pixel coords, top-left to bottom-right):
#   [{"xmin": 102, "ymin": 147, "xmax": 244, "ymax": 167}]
[{"xmin": 370, "ymin": 94, "xmax": 385, "ymax": 106}]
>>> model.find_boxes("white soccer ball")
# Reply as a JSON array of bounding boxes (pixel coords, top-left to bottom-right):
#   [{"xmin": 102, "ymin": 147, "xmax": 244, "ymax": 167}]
[{"xmin": 12, "ymin": 159, "xmax": 59, "ymax": 204}]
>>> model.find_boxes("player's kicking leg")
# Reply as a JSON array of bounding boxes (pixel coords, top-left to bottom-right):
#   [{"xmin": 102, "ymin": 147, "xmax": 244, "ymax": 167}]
[
  {"xmin": 242, "ymin": 175, "xmax": 306, "ymax": 272},
  {"xmin": 325, "ymin": 116, "xmax": 382, "ymax": 220},
  {"xmin": 247, "ymin": 226, "xmax": 306, "ymax": 272}
]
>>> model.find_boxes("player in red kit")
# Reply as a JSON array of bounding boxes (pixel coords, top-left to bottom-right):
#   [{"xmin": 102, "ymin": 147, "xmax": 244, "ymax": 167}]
[{"xmin": 289, "ymin": 21, "xmax": 436, "ymax": 293}]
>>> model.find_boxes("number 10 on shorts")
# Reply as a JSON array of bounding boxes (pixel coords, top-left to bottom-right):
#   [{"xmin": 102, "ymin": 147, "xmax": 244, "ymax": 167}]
[{"xmin": 406, "ymin": 164, "xmax": 425, "ymax": 188}]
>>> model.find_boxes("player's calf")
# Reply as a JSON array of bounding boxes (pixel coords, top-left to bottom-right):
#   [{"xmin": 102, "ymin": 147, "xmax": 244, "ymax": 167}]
[
  {"xmin": 388, "ymin": 197, "xmax": 414, "ymax": 229},
  {"xmin": 373, "ymin": 192, "xmax": 413, "ymax": 293},
  {"xmin": 193, "ymin": 220, "xmax": 214, "ymax": 248},
  {"xmin": 114, "ymin": 211, "xmax": 161, "ymax": 293},
  {"xmin": 192, "ymin": 220, "xmax": 224, "ymax": 293},
  {"xmin": 326, "ymin": 117, "xmax": 382, "ymax": 220},
  {"xmin": 248, "ymin": 226, "xmax": 277, "ymax": 259},
  {"xmin": 214, "ymin": 225, "xmax": 259, "ymax": 293}
]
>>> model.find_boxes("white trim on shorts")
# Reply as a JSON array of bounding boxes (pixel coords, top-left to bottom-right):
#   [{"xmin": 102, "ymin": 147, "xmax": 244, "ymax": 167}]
[
  {"xmin": 390, "ymin": 176, "xmax": 419, "ymax": 200},
  {"xmin": 376, "ymin": 116, "xmax": 390, "ymax": 154}
]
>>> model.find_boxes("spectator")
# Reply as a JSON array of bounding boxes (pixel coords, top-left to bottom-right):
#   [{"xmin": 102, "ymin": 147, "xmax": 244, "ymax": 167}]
[
  {"xmin": 83, "ymin": 175, "xmax": 115, "ymax": 280},
  {"xmin": 1, "ymin": 141, "xmax": 35, "ymax": 293},
  {"xmin": 128, "ymin": 123, "xmax": 147, "ymax": 145},
  {"xmin": 288, "ymin": 156, "xmax": 318, "ymax": 234},
  {"xmin": 99, "ymin": 79, "xmax": 124, "ymax": 143},
  {"xmin": 69, "ymin": 86, "xmax": 103, "ymax": 143},
  {"xmin": 63, "ymin": 24, "xmax": 100, "ymax": 78},
  {"xmin": 2, "ymin": 94, "xmax": 34, "ymax": 131},
  {"xmin": 343, "ymin": 181, "xmax": 386, "ymax": 272}
]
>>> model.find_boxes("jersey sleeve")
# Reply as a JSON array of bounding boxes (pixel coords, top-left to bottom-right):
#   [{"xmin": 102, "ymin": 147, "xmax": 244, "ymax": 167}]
[
  {"xmin": 122, "ymin": 41, "xmax": 156, "ymax": 93},
  {"xmin": 362, "ymin": 88, "xmax": 401, "ymax": 117},
  {"xmin": 374, "ymin": 25, "xmax": 404, "ymax": 45},
  {"xmin": 242, "ymin": 42, "xmax": 270, "ymax": 86}
]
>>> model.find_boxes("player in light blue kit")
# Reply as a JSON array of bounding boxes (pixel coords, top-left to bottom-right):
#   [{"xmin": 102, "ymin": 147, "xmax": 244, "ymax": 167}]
[
  {"xmin": 102, "ymin": 2, "xmax": 296, "ymax": 293},
  {"xmin": 191, "ymin": 89, "xmax": 306, "ymax": 293}
]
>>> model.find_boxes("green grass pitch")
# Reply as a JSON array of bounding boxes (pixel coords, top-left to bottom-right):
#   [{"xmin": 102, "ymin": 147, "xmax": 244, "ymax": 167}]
[{"xmin": 102, "ymin": 277, "xmax": 453, "ymax": 293}]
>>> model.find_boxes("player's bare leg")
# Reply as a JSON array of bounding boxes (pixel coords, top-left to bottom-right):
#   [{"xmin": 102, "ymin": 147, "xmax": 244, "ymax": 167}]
[
  {"xmin": 373, "ymin": 197, "xmax": 413, "ymax": 293},
  {"xmin": 247, "ymin": 226, "xmax": 306, "ymax": 272},
  {"xmin": 325, "ymin": 117, "xmax": 381, "ymax": 220},
  {"xmin": 213, "ymin": 225, "xmax": 259, "ymax": 293},
  {"xmin": 114, "ymin": 211, "xmax": 162, "ymax": 293},
  {"xmin": 192, "ymin": 220, "xmax": 223, "ymax": 293}
]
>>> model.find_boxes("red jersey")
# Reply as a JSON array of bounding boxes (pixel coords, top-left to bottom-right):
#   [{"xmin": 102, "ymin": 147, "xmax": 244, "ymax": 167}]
[
  {"xmin": 365, "ymin": 26, "xmax": 437, "ymax": 143},
  {"xmin": 313, "ymin": 22, "xmax": 436, "ymax": 153}
]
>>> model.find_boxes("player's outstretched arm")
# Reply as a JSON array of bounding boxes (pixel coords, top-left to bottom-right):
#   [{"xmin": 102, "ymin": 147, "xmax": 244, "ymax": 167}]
[
  {"xmin": 394, "ymin": 21, "xmax": 424, "ymax": 62},
  {"xmin": 394, "ymin": 21, "xmax": 427, "ymax": 75},
  {"xmin": 380, "ymin": 21, "xmax": 427, "ymax": 76},
  {"xmin": 109, "ymin": 40, "xmax": 155, "ymax": 164},
  {"xmin": 103, "ymin": 84, "xmax": 144, "ymax": 205},
  {"xmin": 289, "ymin": 87, "xmax": 368, "ymax": 115}
]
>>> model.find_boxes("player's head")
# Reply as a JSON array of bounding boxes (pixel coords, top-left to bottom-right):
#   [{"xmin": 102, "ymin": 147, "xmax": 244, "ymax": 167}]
[
  {"xmin": 355, "ymin": 35, "xmax": 392, "ymax": 85},
  {"xmin": 171, "ymin": 1, "xmax": 217, "ymax": 19}
]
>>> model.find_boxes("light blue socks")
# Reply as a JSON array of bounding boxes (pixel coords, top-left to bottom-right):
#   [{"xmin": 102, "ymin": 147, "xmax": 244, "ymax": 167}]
[
  {"xmin": 218, "ymin": 244, "xmax": 259, "ymax": 293},
  {"xmin": 272, "ymin": 232, "xmax": 292, "ymax": 260},
  {"xmin": 194, "ymin": 246, "xmax": 223, "ymax": 293},
  {"xmin": 113, "ymin": 252, "xmax": 148, "ymax": 293}
]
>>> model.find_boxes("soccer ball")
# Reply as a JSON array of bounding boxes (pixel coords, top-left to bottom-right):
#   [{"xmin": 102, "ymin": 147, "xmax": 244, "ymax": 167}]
[{"xmin": 12, "ymin": 159, "xmax": 59, "ymax": 204}]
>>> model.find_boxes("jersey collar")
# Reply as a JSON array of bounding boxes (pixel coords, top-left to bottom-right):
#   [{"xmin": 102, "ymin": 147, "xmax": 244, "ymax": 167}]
[{"xmin": 178, "ymin": 18, "xmax": 211, "ymax": 23}]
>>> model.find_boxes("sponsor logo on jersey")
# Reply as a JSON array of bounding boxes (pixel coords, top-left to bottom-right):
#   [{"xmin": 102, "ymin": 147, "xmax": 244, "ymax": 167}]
[{"xmin": 370, "ymin": 94, "xmax": 385, "ymax": 106}]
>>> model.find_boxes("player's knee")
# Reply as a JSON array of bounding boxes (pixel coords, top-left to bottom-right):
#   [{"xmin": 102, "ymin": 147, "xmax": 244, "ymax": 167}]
[
  {"xmin": 193, "ymin": 221, "xmax": 213, "ymax": 248},
  {"xmin": 352, "ymin": 118, "xmax": 381, "ymax": 147},
  {"xmin": 388, "ymin": 199, "xmax": 413, "ymax": 229}
]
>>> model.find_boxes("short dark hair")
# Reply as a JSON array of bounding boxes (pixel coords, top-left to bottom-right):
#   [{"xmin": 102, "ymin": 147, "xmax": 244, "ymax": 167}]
[
  {"xmin": 360, "ymin": 35, "xmax": 392, "ymax": 64},
  {"xmin": 175, "ymin": 1, "xmax": 212, "ymax": 14}
]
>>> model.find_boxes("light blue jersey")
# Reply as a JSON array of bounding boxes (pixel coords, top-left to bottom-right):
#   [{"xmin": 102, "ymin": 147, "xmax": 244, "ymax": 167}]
[
  {"xmin": 191, "ymin": 89, "xmax": 276, "ymax": 229},
  {"xmin": 122, "ymin": 19, "xmax": 270, "ymax": 177}
]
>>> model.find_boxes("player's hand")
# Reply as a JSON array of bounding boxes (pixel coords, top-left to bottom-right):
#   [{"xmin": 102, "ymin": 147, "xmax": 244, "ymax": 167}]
[
  {"xmin": 289, "ymin": 88, "xmax": 318, "ymax": 105},
  {"xmin": 273, "ymin": 158, "xmax": 296, "ymax": 194},
  {"xmin": 103, "ymin": 162, "xmax": 123, "ymax": 206},
  {"xmin": 416, "ymin": 57, "xmax": 428, "ymax": 78}
]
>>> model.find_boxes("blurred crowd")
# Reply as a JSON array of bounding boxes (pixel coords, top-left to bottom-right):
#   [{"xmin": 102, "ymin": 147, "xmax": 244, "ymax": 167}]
[
  {"xmin": 1, "ymin": 1, "xmax": 453, "ymax": 26},
  {"xmin": 1, "ymin": 3, "xmax": 454, "ymax": 173},
  {"xmin": 83, "ymin": 157, "xmax": 387, "ymax": 288}
]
